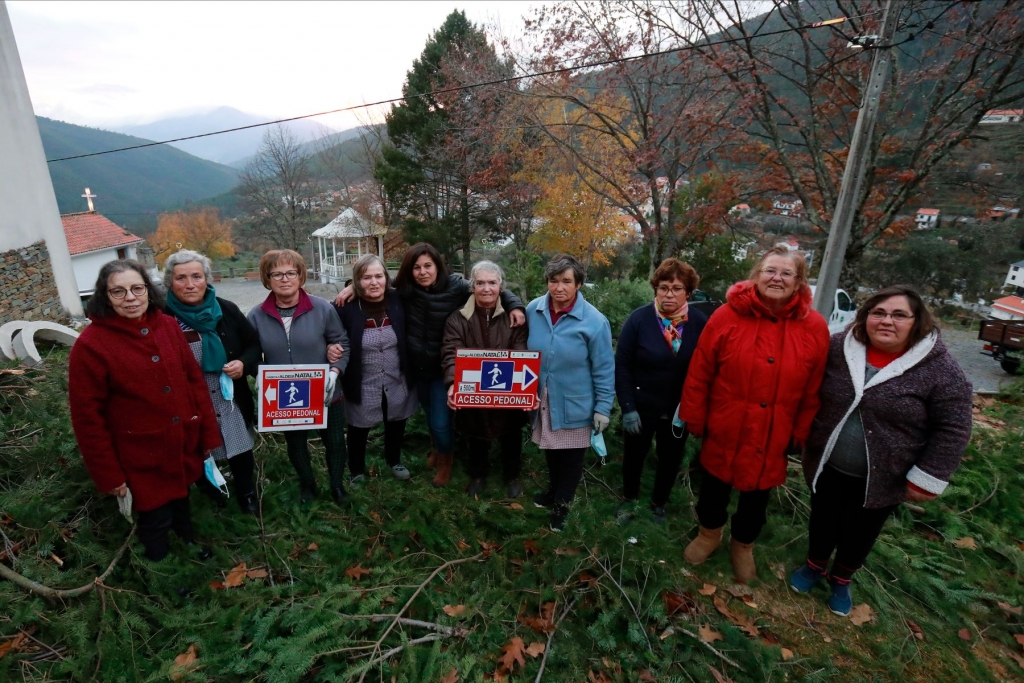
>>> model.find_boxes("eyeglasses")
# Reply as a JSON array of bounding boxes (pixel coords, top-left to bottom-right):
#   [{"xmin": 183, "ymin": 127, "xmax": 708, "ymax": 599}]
[
  {"xmin": 656, "ymin": 285, "xmax": 687, "ymax": 296},
  {"xmin": 108, "ymin": 284, "xmax": 148, "ymax": 299},
  {"xmin": 761, "ymin": 267, "xmax": 796, "ymax": 281},
  {"xmin": 868, "ymin": 309, "xmax": 914, "ymax": 322},
  {"xmin": 270, "ymin": 270, "xmax": 300, "ymax": 281}
]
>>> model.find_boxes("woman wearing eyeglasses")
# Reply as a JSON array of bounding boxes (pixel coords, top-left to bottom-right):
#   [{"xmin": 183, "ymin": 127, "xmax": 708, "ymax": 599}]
[
  {"xmin": 69, "ymin": 260, "xmax": 222, "ymax": 561},
  {"xmin": 614, "ymin": 258, "xmax": 708, "ymax": 524},
  {"xmin": 678, "ymin": 245, "xmax": 829, "ymax": 583},
  {"xmin": 790, "ymin": 285, "xmax": 971, "ymax": 615},
  {"xmin": 247, "ymin": 250, "xmax": 350, "ymax": 506}
]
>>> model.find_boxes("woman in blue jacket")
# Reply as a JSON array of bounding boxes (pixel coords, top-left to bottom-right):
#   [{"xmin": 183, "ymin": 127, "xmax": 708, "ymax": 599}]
[
  {"xmin": 615, "ymin": 258, "xmax": 708, "ymax": 523},
  {"xmin": 527, "ymin": 254, "xmax": 614, "ymax": 532}
]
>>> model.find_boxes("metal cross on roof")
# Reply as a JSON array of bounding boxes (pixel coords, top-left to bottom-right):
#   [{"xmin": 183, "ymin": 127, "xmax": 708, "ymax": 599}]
[{"xmin": 81, "ymin": 187, "xmax": 96, "ymax": 212}]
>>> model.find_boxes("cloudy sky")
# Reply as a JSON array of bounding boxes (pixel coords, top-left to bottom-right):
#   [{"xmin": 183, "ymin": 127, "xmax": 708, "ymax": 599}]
[{"xmin": 7, "ymin": 1, "xmax": 536, "ymax": 132}]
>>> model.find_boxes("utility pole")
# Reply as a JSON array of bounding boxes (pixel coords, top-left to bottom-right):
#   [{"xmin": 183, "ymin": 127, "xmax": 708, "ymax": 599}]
[{"xmin": 812, "ymin": 0, "xmax": 904, "ymax": 318}]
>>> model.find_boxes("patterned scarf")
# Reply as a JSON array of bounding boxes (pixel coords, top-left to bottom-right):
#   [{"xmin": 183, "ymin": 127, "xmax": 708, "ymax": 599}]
[{"xmin": 655, "ymin": 300, "xmax": 689, "ymax": 355}]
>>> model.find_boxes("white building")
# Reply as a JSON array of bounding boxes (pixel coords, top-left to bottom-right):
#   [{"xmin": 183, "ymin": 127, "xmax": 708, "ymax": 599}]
[
  {"xmin": 1005, "ymin": 259, "xmax": 1024, "ymax": 291},
  {"xmin": 915, "ymin": 208, "xmax": 940, "ymax": 229},
  {"xmin": 990, "ymin": 295, "xmax": 1024, "ymax": 322},
  {"xmin": 980, "ymin": 109, "xmax": 1023, "ymax": 124},
  {"xmin": 771, "ymin": 195, "xmax": 805, "ymax": 217},
  {"xmin": 61, "ymin": 211, "xmax": 145, "ymax": 296},
  {"xmin": 312, "ymin": 207, "xmax": 388, "ymax": 284}
]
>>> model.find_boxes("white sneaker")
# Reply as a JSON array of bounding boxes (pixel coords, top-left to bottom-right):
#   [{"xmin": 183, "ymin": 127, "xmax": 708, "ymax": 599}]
[{"xmin": 391, "ymin": 465, "xmax": 411, "ymax": 480}]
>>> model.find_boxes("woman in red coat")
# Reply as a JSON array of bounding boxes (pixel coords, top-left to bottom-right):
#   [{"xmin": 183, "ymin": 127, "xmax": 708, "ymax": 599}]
[
  {"xmin": 678, "ymin": 245, "xmax": 829, "ymax": 583},
  {"xmin": 69, "ymin": 260, "xmax": 222, "ymax": 561}
]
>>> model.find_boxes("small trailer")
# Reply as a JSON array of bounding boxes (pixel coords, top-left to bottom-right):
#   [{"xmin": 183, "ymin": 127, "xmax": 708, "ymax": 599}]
[{"xmin": 978, "ymin": 319, "xmax": 1023, "ymax": 374}]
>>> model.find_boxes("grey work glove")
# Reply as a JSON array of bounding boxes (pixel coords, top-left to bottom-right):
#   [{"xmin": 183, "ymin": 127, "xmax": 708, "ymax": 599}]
[
  {"xmin": 621, "ymin": 411, "xmax": 642, "ymax": 435},
  {"xmin": 324, "ymin": 370, "xmax": 338, "ymax": 404},
  {"xmin": 593, "ymin": 412, "xmax": 610, "ymax": 435}
]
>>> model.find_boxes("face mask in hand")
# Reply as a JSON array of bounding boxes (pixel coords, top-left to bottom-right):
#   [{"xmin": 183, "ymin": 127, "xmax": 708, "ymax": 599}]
[
  {"xmin": 220, "ymin": 372, "xmax": 234, "ymax": 401},
  {"xmin": 591, "ymin": 431, "xmax": 608, "ymax": 466}
]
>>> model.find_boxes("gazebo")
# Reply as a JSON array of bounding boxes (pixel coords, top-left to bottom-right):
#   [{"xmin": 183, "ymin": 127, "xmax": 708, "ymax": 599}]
[{"xmin": 312, "ymin": 208, "xmax": 388, "ymax": 284}]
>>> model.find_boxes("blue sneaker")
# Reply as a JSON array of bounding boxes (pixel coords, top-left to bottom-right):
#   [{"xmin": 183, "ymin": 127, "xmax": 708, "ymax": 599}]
[
  {"xmin": 828, "ymin": 580, "xmax": 853, "ymax": 616},
  {"xmin": 789, "ymin": 564, "xmax": 824, "ymax": 593}
]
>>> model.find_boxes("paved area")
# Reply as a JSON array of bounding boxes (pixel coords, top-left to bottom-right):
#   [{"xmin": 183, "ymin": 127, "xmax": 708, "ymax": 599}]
[
  {"xmin": 213, "ymin": 278, "xmax": 342, "ymax": 315},
  {"xmin": 939, "ymin": 324, "xmax": 1015, "ymax": 393}
]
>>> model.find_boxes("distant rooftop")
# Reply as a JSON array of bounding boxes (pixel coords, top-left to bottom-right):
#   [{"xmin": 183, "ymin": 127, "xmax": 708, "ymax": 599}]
[{"xmin": 61, "ymin": 211, "xmax": 144, "ymax": 256}]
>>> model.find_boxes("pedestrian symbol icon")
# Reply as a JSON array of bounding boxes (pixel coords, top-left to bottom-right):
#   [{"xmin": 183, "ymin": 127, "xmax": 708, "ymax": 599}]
[
  {"xmin": 278, "ymin": 380, "xmax": 310, "ymax": 408},
  {"xmin": 480, "ymin": 361, "xmax": 513, "ymax": 392}
]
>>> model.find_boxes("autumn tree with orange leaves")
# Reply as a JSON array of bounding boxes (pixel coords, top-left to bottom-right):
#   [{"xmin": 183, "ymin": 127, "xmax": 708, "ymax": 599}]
[
  {"xmin": 636, "ymin": 0, "xmax": 1024, "ymax": 286},
  {"xmin": 149, "ymin": 208, "xmax": 235, "ymax": 265}
]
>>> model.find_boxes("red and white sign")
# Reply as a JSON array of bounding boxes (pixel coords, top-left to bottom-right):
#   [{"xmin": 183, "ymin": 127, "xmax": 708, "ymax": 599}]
[
  {"xmin": 256, "ymin": 364, "xmax": 329, "ymax": 432},
  {"xmin": 452, "ymin": 349, "xmax": 541, "ymax": 409}
]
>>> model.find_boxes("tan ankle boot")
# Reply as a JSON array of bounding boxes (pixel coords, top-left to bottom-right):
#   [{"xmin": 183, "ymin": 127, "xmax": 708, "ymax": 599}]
[
  {"xmin": 683, "ymin": 525, "xmax": 724, "ymax": 565},
  {"xmin": 427, "ymin": 449, "xmax": 437, "ymax": 469},
  {"xmin": 432, "ymin": 451, "xmax": 453, "ymax": 488},
  {"xmin": 730, "ymin": 539, "xmax": 757, "ymax": 584}
]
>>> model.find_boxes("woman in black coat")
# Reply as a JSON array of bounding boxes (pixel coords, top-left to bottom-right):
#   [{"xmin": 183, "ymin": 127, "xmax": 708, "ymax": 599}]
[
  {"xmin": 163, "ymin": 249, "xmax": 263, "ymax": 514},
  {"xmin": 614, "ymin": 258, "xmax": 708, "ymax": 523}
]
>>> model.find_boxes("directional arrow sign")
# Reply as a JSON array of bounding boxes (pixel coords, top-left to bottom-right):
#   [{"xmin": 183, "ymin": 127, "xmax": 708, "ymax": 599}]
[
  {"xmin": 452, "ymin": 349, "xmax": 541, "ymax": 410},
  {"xmin": 264, "ymin": 385, "xmax": 277, "ymax": 404}
]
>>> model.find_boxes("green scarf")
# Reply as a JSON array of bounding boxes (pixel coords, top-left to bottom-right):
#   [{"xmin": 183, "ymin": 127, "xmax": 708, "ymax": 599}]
[{"xmin": 166, "ymin": 287, "xmax": 227, "ymax": 373}]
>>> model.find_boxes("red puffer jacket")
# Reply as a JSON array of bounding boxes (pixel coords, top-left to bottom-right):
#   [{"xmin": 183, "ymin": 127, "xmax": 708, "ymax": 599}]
[
  {"xmin": 679, "ymin": 281, "xmax": 829, "ymax": 491},
  {"xmin": 69, "ymin": 309, "xmax": 222, "ymax": 512}
]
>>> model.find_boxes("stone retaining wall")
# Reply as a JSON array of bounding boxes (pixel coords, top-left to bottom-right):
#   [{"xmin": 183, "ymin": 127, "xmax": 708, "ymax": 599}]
[{"xmin": 0, "ymin": 241, "xmax": 68, "ymax": 325}]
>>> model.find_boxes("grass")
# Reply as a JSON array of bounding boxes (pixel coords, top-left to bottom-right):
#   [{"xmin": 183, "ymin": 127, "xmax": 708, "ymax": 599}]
[{"xmin": 1, "ymin": 349, "xmax": 1023, "ymax": 682}]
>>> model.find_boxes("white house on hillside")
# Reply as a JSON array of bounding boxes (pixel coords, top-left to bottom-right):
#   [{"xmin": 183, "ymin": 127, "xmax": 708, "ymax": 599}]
[
  {"xmin": 991, "ymin": 295, "xmax": 1024, "ymax": 321},
  {"xmin": 771, "ymin": 195, "xmax": 805, "ymax": 217},
  {"xmin": 61, "ymin": 211, "xmax": 144, "ymax": 296},
  {"xmin": 915, "ymin": 208, "xmax": 940, "ymax": 229},
  {"xmin": 1005, "ymin": 259, "xmax": 1024, "ymax": 292},
  {"xmin": 980, "ymin": 109, "xmax": 1023, "ymax": 124}
]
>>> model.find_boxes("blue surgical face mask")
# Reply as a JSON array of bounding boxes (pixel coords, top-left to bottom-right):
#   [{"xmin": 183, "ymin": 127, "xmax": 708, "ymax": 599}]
[
  {"xmin": 591, "ymin": 431, "xmax": 608, "ymax": 466},
  {"xmin": 220, "ymin": 372, "xmax": 234, "ymax": 401}
]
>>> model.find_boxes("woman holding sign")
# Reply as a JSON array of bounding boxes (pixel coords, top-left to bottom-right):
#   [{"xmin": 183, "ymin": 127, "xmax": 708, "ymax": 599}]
[
  {"xmin": 526, "ymin": 254, "xmax": 615, "ymax": 533},
  {"xmin": 247, "ymin": 249, "xmax": 351, "ymax": 506},
  {"xmin": 163, "ymin": 249, "xmax": 262, "ymax": 515},
  {"xmin": 442, "ymin": 261, "xmax": 529, "ymax": 499},
  {"xmin": 334, "ymin": 255, "xmax": 418, "ymax": 483}
]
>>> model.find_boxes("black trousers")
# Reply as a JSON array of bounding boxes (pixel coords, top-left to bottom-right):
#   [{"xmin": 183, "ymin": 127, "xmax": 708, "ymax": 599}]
[
  {"xmin": 227, "ymin": 450, "xmax": 255, "ymax": 497},
  {"xmin": 283, "ymin": 401, "xmax": 347, "ymax": 490},
  {"xmin": 622, "ymin": 413, "xmax": 688, "ymax": 506},
  {"xmin": 544, "ymin": 447, "xmax": 586, "ymax": 508},
  {"xmin": 137, "ymin": 496, "xmax": 194, "ymax": 561},
  {"xmin": 807, "ymin": 466, "xmax": 898, "ymax": 582},
  {"xmin": 694, "ymin": 469, "xmax": 771, "ymax": 544},
  {"xmin": 466, "ymin": 419, "xmax": 524, "ymax": 481},
  {"xmin": 347, "ymin": 391, "xmax": 407, "ymax": 475}
]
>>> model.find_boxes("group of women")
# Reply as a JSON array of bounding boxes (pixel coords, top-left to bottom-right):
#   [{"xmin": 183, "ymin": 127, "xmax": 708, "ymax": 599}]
[{"xmin": 68, "ymin": 242, "xmax": 973, "ymax": 617}]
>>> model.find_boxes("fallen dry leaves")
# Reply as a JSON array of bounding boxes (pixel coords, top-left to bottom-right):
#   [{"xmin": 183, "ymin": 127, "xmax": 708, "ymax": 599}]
[
  {"xmin": 953, "ymin": 537, "xmax": 978, "ymax": 550},
  {"xmin": 170, "ymin": 644, "xmax": 198, "ymax": 680},
  {"xmin": 997, "ymin": 601, "xmax": 1022, "ymax": 616},
  {"xmin": 524, "ymin": 641, "xmax": 545, "ymax": 657},
  {"xmin": 518, "ymin": 601, "xmax": 556, "ymax": 634},
  {"xmin": 344, "ymin": 564, "xmax": 372, "ymax": 581},
  {"xmin": 706, "ymin": 664, "xmax": 734, "ymax": 683},
  {"xmin": 699, "ymin": 624, "xmax": 724, "ymax": 643},
  {"xmin": 781, "ymin": 647, "xmax": 794, "ymax": 661},
  {"xmin": 663, "ymin": 590, "xmax": 696, "ymax": 615},
  {"xmin": 849, "ymin": 604, "xmax": 875, "ymax": 627},
  {"xmin": 225, "ymin": 562, "xmax": 247, "ymax": 588},
  {"xmin": 442, "ymin": 604, "xmax": 466, "ymax": 618},
  {"xmin": 523, "ymin": 539, "xmax": 539, "ymax": 557},
  {"xmin": 638, "ymin": 669, "xmax": 656, "ymax": 682},
  {"xmin": 509, "ymin": 502, "xmax": 524, "ymax": 510},
  {"xmin": 958, "ymin": 628, "xmax": 972, "ymax": 641},
  {"xmin": 587, "ymin": 670, "xmax": 611, "ymax": 683},
  {"xmin": 906, "ymin": 619, "xmax": 925, "ymax": 640},
  {"xmin": 440, "ymin": 667, "xmax": 459, "ymax": 683},
  {"xmin": 698, "ymin": 583, "xmax": 717, "ymax": 596},
  {"xmin": 0, "ymin": 632, "xmax": 28, "ymax": 660}
]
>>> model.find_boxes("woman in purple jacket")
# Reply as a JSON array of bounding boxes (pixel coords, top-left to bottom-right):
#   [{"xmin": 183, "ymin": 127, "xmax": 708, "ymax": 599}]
[{"xmin": 791, "ymin": 285, "xmax": 972, "ymax": 616}]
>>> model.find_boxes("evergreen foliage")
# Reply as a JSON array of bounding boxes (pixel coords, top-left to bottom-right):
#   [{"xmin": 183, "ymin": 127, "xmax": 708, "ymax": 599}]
[{"xmin": 1, "ymin": 352, "xmax": 1023, "ymax": 681}]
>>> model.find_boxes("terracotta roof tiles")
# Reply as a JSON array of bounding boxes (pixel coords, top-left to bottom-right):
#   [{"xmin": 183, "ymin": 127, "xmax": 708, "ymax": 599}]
[{"xmin": 60, "ymin": 212, "xmax": 144, "ymax": 256}]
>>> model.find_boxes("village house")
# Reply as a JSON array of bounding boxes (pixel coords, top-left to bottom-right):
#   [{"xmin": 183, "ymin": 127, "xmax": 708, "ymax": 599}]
[
  {"xmin": 1005, "ymin": 259, "xmax": 1024, "ymax": 294},
  {"xmin": 729, "ymin": 203, "xmax": 751, "ymax": 216},
  {"xmin": 980, "ymin": 109, "xmax": 1023, "ymax": 124},
  {"xmin": 771, "ymin": 195, "xmax": 805, "ymax": 217},
  {"xmin": 990, "ymin": 295, "xmax": 1024, "ymax": 322},
  {"xmin": 61, "ymin": 204, "xmax": 145, "ymax": 297},
  {"xmin": 985, "ymin": 206, "xmax": 1020, "ymax": 222},
  {"xmin": 915, "ymin": 208, "xmax": 940, "ymax": 229}
]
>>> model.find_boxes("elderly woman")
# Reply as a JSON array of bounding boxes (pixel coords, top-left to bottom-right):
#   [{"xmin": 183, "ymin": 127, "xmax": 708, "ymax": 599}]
[
  {"xmin": 334, "ymin": 254, "xmax": 418, "ymax": 482},
  {"xmin": 527, "ymin": 254, "xmax": 614, "ymax": 532},
  {"xmin": 679, "ymin": 245, "xmax": 830, "ymax": 583},
  {"xmin": 163, "ymin": 249, "xmax": 262, "ymax": 514},
  {"xmin": 790, "ymin": 285, "xmax": 972, "ymax": 615},
  {"xmin": 247, "ymin": 250, "xmax": 351, "ymax": 506},
  {"xmin": 615, "ymin": 258, "xmax": 708, "ymax": 523},
  {"xmin": 442, "ymin": 261, "xmax": 529, "ymax": 498},
  {"xmin": 336, "ymin": 243, "xmax": 525, "ymax": 488},
  {"xmin": 69, "ymin": 260, "xmax": 221, "ymax": 561}
]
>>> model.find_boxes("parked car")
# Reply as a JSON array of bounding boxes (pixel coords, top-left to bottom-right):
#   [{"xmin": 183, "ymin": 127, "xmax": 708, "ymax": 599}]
[
  {"xmin": 978, "ymin": 319, "xmax": 1023, "ymax": 374},
  {"xmin": 688, "ymin": 288, "xmax": 723, "ymax": 317},
  {"xmin": 808, "ymin": 286, "xmax": 858, "ymax": 334}
]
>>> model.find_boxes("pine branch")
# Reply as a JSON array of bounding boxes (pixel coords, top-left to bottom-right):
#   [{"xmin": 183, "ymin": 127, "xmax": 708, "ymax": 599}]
[
  {"xmin": 534, "ymin": 597, "xmax": 576, "ymax": 683},
  {"xmin": 0, "ymin": 526, "xmax": 135, "ymax": 600}
]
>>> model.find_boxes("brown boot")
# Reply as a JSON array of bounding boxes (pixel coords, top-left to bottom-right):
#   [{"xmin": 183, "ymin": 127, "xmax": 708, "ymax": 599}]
[
  {"xmin": 730, "ymin": 539, "xmax": 757, "ymax": 584},
  {"xmin": 683, "ymin": 525, "xmax": 723, "ymax": 565},
  {"xmin": 427, "ymin": 449, "xmax": 437, "ymax": 469},
  {"xmin": 431, "ymin": 451, "xmax": 453, "ymax": 488}
]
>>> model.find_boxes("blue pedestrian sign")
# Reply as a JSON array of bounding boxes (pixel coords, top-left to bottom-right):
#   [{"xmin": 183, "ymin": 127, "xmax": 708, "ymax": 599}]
[
  {"xmin": 278, "ymin": 380, "xmax": 310, "ymax": 409},
  {"xmin": 480, "ymin": 360, "xmax": 514, "ymax": 392}
]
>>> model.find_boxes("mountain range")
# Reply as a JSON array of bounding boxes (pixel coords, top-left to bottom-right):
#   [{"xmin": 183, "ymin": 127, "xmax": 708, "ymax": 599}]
[{"xmin": 116, "ymin": 106, "xmax": 354, "ymax": 166}]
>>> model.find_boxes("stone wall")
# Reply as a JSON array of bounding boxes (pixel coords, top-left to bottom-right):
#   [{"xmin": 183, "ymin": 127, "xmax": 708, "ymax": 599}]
[{"xmin": 0, "ymin": 241, "xmax": 68, "ymax": 325}]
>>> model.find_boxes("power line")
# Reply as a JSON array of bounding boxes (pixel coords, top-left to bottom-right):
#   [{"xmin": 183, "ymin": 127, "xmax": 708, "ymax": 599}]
[{"xmin": 45, "ymin": 15, "xmax": 869, "ymax": 165}]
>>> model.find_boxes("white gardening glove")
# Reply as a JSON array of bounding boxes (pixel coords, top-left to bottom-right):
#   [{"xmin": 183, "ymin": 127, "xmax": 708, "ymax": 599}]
[
  {"xmin": 324, "ymin": 370, "xmax": 338, "ymax": 404},
  {"xmin": 117, "ymin": 487, "xmax": 133, "ymax": 522},
  {"xmin": 593, "ymin": 413, "xmax": 610, "ymax": 435}
]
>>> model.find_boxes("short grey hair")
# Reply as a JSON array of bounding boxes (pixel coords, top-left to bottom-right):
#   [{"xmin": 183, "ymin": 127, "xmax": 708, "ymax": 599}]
[
  {"xmin": 351, "ymin": 254, "xmax": 391, "ymax": 299},
  {"xmin": 163, "ymin": 249, "xmax": 213, "ymax": 290},
  {"xmin": 470, "ymin": 260, "xmax": 505, "ymax": 290},
  {"xmin": 544, "ymin": 253, "xmax": 585, "ymax": 285}
]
